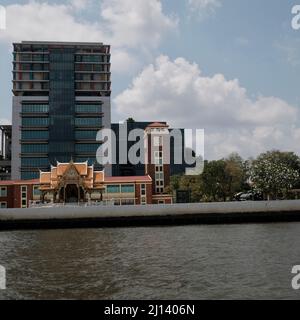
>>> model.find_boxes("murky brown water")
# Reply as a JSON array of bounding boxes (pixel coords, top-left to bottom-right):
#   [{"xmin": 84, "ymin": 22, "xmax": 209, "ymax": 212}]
[{"xmin": 0, "ymin": 223, "xmax": 300, "ymax": 300}]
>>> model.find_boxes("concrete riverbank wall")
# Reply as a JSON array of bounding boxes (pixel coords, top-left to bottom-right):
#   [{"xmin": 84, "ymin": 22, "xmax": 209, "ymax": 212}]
[{"xmin": 0, "ymin": 200, "xmax": 300, "ymax": 230}]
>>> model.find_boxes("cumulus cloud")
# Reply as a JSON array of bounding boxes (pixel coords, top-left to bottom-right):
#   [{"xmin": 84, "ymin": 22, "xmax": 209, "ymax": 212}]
[
  {"xmin": 0, "ymin": 1, "xmax": 104, "ymax": 43},
  {"xmin": 100, "ymin": 0, "xmax": 178, "ymax": 49},
  {"xmin": 0, "ymin": 0, "xmax": 177, "ymax": 73},
  {"xmin": 114, "ymin": 55, "xmax": 300, "ymax": 159}
]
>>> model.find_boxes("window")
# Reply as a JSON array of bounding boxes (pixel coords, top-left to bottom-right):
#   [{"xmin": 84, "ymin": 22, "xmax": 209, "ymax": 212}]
[
  {"xmin": 76, "ymin": 55, "xmax": 104, "ymax": 63},
  {"xmin": 75, "ymin": 105, "xmax": 102, "ymax": 114},
  {"xmin": 21, "ymin": 144, "xmax": 48, "ymax": 154},
  {"xmin": 21, "ymin": 158, "xmax": 49, "ymax": 168},
  {"xmin": 0, "ymin": 187, "xmax": 7, "ymax": 197},
  {"xmin": 140, "ymin": 184, "xmax": 147, "ymax": 205},
  {"xmin": 155, "ymin": 166, "xmax": 163, "ymax": 172},
  {"xmin": 22, "ymin": 131, "xmax": 49, "ymax": 140},
  {"xmin": 33, "ymin": 186, "xmax": 41, "ymax": 197},
  {"xmin": 107, "ymin": 185, "xmax": 120, "ymax": 193},
  {"xmin": 154, "ymin": 136, "xmax": 163, "ymax": 147},
  {"xmin": 75, "ymin": 118, "xmax": 102, "ymax": 127},
  {"xmin": 21, "ymin": 172, "xmax": 39, "ymax": 180},
  {"xmin": 0, "ymin": 202, "xmax": 7, "ymax": 209},
  {"xmin": 75, "ymin": 144, "xmax": 100, "ymax": 153},
  {"xmin": 21, "ymin": 186, "xmax": 27, "ymax": 208},
  {"xmin": 156, "ymin": 180, "xmax": 164, "ymax": 187},
  {"xmin": 154, "ymin": 151, "xmax": 163, "ymax": 165},
  {"xmin": 121, "ymin": 185, "xmax": 135, "ymax": 193},
  {"xmin": 22, "ymin": 117, "xmax": 49, "ymax": 127},
  {"xmin": 141, "ymin": 184, "xmax": 146, "ymax": 196},
  {"xmin": 158, "ymin": 200, "xmax": 165, "ymax": 204},
  {"xmin": 22, "ymin": 104, "xmax": 49, "ymax": 113},
  {"xmin": 75, "ymin": 131, "xmax": 98, "ymax": 140},
  {"xmin": 155, "ymin": 173, "xmax": 164, "ymax": 181}
]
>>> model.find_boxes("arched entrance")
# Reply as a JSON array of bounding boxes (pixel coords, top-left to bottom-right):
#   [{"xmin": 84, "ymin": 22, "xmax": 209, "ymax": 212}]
[{"xmin": 65, "ymin": 184, "xmax": 80, "ymax": 203}]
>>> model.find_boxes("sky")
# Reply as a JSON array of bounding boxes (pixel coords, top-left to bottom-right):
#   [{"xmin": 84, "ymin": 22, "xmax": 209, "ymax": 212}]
[{"xmin": 0, "ymin": 0, "xmax": 299, "ymax": 160}]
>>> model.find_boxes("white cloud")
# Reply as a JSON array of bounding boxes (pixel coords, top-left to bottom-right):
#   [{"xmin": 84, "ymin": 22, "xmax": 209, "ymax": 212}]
[
  {"xmin": 100, "ymin": 0, "xmax": 178, "ymax": 49},
  {"xmin": 111, "ymin": 49, "xmax": 141, "ymax": 74},
  {"xmin": 0, "ymin": 0, "xmax": 177, "ymax": 73},
  {"xmin": 114, "ymin": 55, "xmax": 300, "ymax": 159},
  {"xmin": 69, "ymin": 0, "xmax": 91, "ymax": 11},
  {"xmin": 188, "ymin": 0, "xmax": 221, "ymax": 16},
  {"xmin": 0, "ymin": 2, "xmax": 104, "ymax": 43}
]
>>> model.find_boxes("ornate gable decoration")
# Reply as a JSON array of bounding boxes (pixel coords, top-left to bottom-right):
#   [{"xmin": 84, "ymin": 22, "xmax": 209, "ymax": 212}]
[{"xmin": 62, "ymin": 163, "xmax": 81, "ymax": 183}]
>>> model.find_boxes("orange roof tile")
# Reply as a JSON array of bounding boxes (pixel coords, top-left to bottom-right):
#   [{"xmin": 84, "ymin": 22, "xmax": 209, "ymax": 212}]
[
  {"xmin": 75, "ymin": 163, "xmax": 88, "ymax": 176},
  {"xmin": 94, "ymin": 171, "xmax": 104, "ymax": 183},
  {"xmin": 0, "ymin": 179, "xmax": 39, "ymax": 186},
  {"xmin": 147, "ymin": 122, "xmax": 169, "ymax": 129},
  {"xmin": 56, "ymin": 164, "xmax": 69, "ymax": 176},
  {"xmin": 104, "ymin": 175, "xmax": 152, "ymax": 183},
  {"xmin": 40, "ymin": 172, "xmax": 51, "ymax": 184}
]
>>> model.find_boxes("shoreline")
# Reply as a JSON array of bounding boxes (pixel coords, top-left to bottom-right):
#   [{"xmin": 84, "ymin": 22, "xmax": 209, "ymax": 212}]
[{"xmin": 1, "ymin": 200, "xmax": 300, "ymax": 231}]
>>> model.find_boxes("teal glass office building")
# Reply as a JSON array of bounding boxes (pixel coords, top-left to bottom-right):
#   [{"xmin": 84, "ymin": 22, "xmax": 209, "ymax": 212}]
[{"xmin": 11, "ymin": 41, "xmax": 111, "ymax": 180}]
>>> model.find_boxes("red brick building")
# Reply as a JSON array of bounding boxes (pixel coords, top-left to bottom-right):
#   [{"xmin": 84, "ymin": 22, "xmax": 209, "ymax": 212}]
[
  {"xmin": 0, "ymin": 123, "xmax": 173, "ymax": 208},
  {"xmin": 0, "ymin": 180, "xmax": 40, "ymax": 209}
]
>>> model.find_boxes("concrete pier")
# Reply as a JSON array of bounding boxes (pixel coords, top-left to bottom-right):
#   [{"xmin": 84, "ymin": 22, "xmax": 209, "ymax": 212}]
[{"xmin": 1, "ymin": 201, "xmax": 300, "ymax": 231}]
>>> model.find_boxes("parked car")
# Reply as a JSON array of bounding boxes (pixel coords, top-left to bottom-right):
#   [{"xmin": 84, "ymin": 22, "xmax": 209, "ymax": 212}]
[{"xmin": 234, "ymin": 191, "xmax": 263, "ymax": 202}]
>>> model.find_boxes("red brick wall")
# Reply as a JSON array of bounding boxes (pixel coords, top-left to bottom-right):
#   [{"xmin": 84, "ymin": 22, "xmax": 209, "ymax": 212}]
[
  {"xmin": 135, "ymin": 183, "xmax": 141, "ymax": 205},
  {"xmin": 135, "ymin": 183, "xmax": 153, "ymax": 205},
  {"xmin": 0, "ymin": 186, "xmax": 14, "ymax": 208}
]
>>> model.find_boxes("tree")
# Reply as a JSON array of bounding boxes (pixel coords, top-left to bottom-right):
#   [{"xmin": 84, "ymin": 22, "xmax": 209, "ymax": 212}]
[
  {"xmin": 200, "ymin": 160, "xmax": 228, "ymax": 201},
  {"xmin": 224, "ymin": 153, "xmax": 248, "ymax": 200},
  {"xmin": 250, "ymin": 151, "xmax": 300, "ymax": 200}
]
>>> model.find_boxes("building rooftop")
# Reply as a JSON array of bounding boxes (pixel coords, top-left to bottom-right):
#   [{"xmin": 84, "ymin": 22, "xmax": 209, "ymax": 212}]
[
  {"xmin": 147, "ymin": 122, "xmax": 170, "ymax": 129},
  {"xmin": 0, "ymin": 179, "xmax": 39, "ymax": 186},
  {"xmin": 15, "ymin": 41, "xmax": 106, "ymax": 46},
  {"xmin": 105, "ymin": 176, "xmax": 152, "ymax": 183}
]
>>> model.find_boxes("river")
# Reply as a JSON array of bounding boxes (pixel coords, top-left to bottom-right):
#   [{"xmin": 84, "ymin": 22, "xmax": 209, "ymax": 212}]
[{"xmin": 0, "ymin": 223, "xmax": 300, "ymax": 300}]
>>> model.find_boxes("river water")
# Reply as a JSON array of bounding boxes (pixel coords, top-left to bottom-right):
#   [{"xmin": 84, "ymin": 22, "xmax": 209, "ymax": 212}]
[{"xmin": 0, "ymin": 223, "xmax": 300, "ymax": 300}]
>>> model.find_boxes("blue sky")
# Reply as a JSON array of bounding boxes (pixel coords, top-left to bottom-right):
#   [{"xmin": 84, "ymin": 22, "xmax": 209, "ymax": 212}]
[{"xmin": 0, "ymin": 0, "xmax": 299, "ymax": 159}]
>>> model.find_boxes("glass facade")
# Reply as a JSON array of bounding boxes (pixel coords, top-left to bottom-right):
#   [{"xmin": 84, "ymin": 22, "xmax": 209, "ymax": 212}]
[
  {"xmin": 21, "ymin": 172, "xmax": 40, "ymax": 180},
  {"xmin": 75, "ymin": 104, "xmax": 102, "ymax": 113},
  {"xmin": 21, "ymin": 158, "xmax": 49, "ymax": 167},
  {"xmin": 22, "ymin": 118, "xmax": 49, "ymax": 127},
  {"xmin": 75, "ymin": 144, "xmax": 100, "ymax": 153},
  {"xmin": 75, "ymin": 118, "xmax": 102, "ymax": 127},
  {"xmin": 75, "ymin": 130, "xmax": 98, "ymax": 140},
  {"xmin": 22, "ymin": 131, "xmax": 49, "ymax": 140},
  {"xmin": 21, "ymin": 144, "xmax": 48, "ymax": 154},
  {"xmin": 14, "ymin": 42, "xmax": 110, "ymax": 180},
  {"xmin": 75, "ymin": 55, "xmax": 107, "ymax": 63},
  {"xmin": 22, "ymin": 104, "xmax": 49, "ymax": 113},
  {"xmin": 75, "ymin": 157, "xmax": 97, "ymax": 165},
  {"xmin": 49, "ymin": 48, "xmax": 75, "ymax": 163}
]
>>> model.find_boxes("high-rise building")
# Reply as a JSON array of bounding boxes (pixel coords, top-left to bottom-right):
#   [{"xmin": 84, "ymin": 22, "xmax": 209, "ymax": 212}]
[{"xmin": 12, "ymin": 41, "xmax": 111, "ymax": 180}]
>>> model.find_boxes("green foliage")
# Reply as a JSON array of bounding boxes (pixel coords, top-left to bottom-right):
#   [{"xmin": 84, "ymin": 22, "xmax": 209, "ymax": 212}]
[
  {"xmin": 250, "ymin": 150, "xmax": 300, "ymax": 200},
  {"xmin": 169, "ymin": 150, "xmax": 300, "ymax": 203}
]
